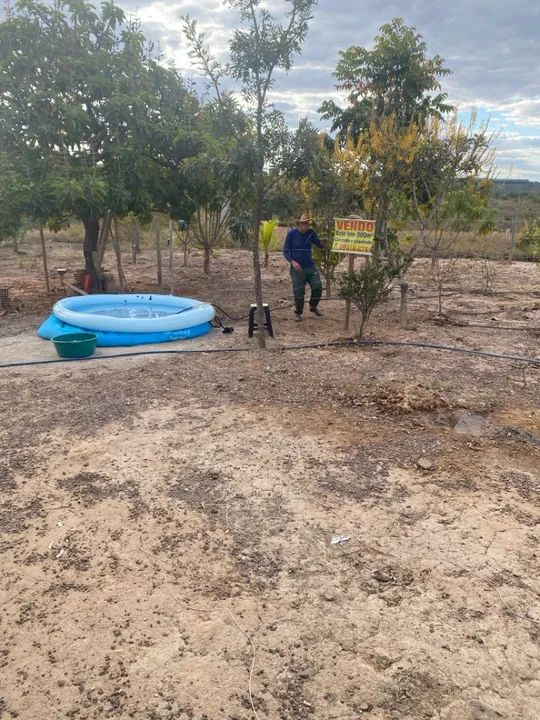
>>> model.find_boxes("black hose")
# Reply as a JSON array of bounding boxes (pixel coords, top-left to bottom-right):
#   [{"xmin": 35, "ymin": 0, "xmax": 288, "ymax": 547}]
[
  {"xmin": 352, "ymin": 339, "xmax": 540, "ymax": 366},
  {"xmin": 0, "ymin": 346, "xmax": 251, "ymax": 368},
  {"xmin": 211, "ymin": 302, "xmax": 251, "ymax": 321},
  {"xmin": 1, "ymin": 337, "xmax": 538, "ymax": 369}
]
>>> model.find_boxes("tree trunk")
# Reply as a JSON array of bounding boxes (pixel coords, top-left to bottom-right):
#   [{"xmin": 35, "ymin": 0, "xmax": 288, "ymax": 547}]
[
  {"xmin": 134, "ymin": 224, "xmax": 141, "ymax": 255},
  {"xmin": 399, "ymin": 277, "xmax": 409, "ymax": 328},
  {"xmin": 358, "ymin": 312, "xmax": 367, "ymax": 339},
  {"xmin": 39, "ymin": 225, "xmax": 50, "ymax": 292},
  {"xmin": 83, "ymin": 217, "xmax": 102, "ymax": 290},
  {"xmin": 97, "ymin": 212, "xmax": 112, "ymax": 266},
  {"xmin": 325, "ymin": 219, "xmax": 332, "ymax": 299},
  {"xmin": 183, "ymin": 230, "xmax": 189, "ymax": 267},
  {"xmin": 112, "ymin": 217, "xmax": 128, "ymax": 292},
  {"xmin": 375, "ymin": 208, "xmax": 390, "ymax": 258},
  {"xmin": 154, "ymin": 215, "xmax": 163, "ymax": 292},
  {"xmin": 264, "ymin": 249, "xmax": 269, "ymax": 268},
  {"xmin": 203, "ymin": 243, "xmax": 211, "ymax": 275},
  {"xmin": 130, "ymin": 225, "xmax": 137, "ymax": 264},
  {"xmin": 130, "ymin": 223, "xmax": 141, "ymax": 264},
  {"xmin": 168, "ymin": 216, "xmax": 175, "ymax": 295},
  {"xmin": 12, "ymin": 233, "xmax": 19, "ymax": 254},
  {"xmin": 252, "ymin": 161, "xmax": 267, "ymax": 349},
  {"xmin": 343, "ymin": 254, "xmax": 355, "ymax": 332}
]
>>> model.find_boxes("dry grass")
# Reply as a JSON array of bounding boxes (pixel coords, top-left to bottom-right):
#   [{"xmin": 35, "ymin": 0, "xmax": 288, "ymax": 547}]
[
  {"xmin": 4, "ymin": 222, "xmax": 538, "ymax": 263},
  {"xmin": 401, "ymin": 229, "xmax": 534, "ymax": 259}
]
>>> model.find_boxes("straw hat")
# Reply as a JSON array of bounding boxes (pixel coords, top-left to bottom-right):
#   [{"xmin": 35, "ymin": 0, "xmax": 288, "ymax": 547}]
[{"xmin": 298, "ymin": 213, "xmax": 310, "ymax": 224}]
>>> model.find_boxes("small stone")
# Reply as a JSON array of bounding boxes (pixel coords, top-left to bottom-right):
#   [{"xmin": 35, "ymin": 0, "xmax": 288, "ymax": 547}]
[
  {"xmin": 417, "ymin": 457, "xmax": 433, "ymax": 471},
  {"xmin": 372, "ymin": 570, "xmax": 392, "ymax": 583},
  {"xmin": 365, "ymin": 578, "xmax": 380, "ymax": 594}
]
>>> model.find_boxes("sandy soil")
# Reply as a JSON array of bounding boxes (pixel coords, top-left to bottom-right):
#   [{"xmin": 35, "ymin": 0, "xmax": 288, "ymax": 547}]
[{"xmin": 0, "ymin": 239, "xmax": 539, "ymax": 720}]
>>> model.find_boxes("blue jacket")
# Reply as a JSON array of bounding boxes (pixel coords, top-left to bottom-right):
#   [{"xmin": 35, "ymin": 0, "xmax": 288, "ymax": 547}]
[{"xmin": 283, "ymin": 227, "xmax": 323, "ymax": 269}]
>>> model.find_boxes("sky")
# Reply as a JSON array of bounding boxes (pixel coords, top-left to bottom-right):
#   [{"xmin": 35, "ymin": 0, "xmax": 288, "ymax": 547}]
[
  {"xmin": 6, "ymin": 0, "xmax": 540, "ymax": 180},
  {"xmin": 122, "ymin": 0, "xmax": 540, "ymax": 181}
]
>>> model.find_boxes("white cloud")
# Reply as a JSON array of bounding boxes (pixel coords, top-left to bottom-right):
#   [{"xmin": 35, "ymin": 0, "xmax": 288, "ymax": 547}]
[
  {"xmin": 3, "ymin": 0, "xmax": 539, "ymax": 179},
  {"xmin": 493, "ymin": 99, "xmax": 540, "ymax": 129}
]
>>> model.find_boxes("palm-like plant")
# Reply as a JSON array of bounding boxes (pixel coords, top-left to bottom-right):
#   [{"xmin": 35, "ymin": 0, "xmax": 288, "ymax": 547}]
[{"xmin": 259, "ymin": 219, "xmax": 279, "ymax": 268}]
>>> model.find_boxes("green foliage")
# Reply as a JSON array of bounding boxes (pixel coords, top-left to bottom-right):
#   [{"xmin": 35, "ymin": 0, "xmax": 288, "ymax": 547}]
[
  {"xmin": 180, "ymin": 99, "xmax": 254, "ymax": 270},
  {"xmin": 259, "ymin": 219, "xmax": 279, "ymax": 251},
  {"xmin": 50, "ymin": 173, "xmax": 108, "ymax": 219},
  {"xmin": 184, "ymin": 0, "xmax": 317, "ymax": 347},
  {"xmin": 0, "ymin": 154, "xmax": 24, "ymax": 241},
  {"xmin": 338, "ymin": 254, "xmax": 412, "ymax": 337},
  {"xmin": 519, "ymin": 220, "xmax": 540, "ymax": 256},
  {"xmin": 313, "ymin": 240, "xmax": 344, "ymax": 287},
  {"xmin": 320, "ymin": 18, "xmax": 454, "ymax": 142},
  {"xmin": 259, "ymin": 218, "xmax": 279, "ymax": 266},
  {"xmin": 1, "ymin": 0, "xmax": 202, "ymax": 272},
  {"xmin": 264, "ymin": 179, "xmax": 304, "ymax": 221},
  {"xmin": 491, "ymin": 179, "xmax": 540, "ymax": 198},
  {"xmin": 226, "ymin": 0, "xmax": 316, "ymax": 103},
  {"xmin": 228, "ymin": 209, "xmax": 252, "ymax": 247},
  {"xmin": 292, "ymin": 125, "xmax": 366, "ymax": 231},
  {"xmin": 403, "ymin": 121, "xmax": 496, "ymax": 258}
]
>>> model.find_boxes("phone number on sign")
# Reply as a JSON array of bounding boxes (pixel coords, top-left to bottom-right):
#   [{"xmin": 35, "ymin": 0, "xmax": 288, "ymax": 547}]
[{"xmin": 334, "ymin": 242, "xmax": 374, "ymax": 252}]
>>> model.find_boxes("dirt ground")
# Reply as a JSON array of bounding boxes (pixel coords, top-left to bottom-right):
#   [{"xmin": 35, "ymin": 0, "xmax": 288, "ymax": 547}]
[{"xmin": 0, "ymin": 239, "xmax": 539, "ymax": 720}]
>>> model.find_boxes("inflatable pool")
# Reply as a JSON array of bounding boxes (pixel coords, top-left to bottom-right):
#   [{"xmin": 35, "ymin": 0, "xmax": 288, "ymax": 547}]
[{"xmin": 38, "ymin": 294, "xmax": 215, "ymax": 347}]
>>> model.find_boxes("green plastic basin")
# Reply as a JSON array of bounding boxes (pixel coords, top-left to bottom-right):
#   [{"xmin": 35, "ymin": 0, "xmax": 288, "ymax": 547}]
[{"xmin": 52, "ymin": 332, "xmax": 98, "ymax": 359}]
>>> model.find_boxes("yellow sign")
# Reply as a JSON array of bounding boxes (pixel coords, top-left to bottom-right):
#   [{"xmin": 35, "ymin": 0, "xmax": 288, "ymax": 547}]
[{"xmin": 333, "ymin": 217, "xmax": 375, "ymax": 254}]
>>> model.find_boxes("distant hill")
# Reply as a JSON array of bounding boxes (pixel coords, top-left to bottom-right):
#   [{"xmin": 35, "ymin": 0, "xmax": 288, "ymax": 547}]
[
  {"xmin": 488, "ymin": 179, "xmax": 540, "ymax": 230},
  {"xmin": 491, "ymin": 178, "xmax": 540, "ymax": 198}
]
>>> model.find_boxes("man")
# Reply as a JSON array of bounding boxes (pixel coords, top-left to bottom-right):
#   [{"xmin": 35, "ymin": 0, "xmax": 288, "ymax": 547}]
[{"xmin": 283, "ymin": 213, "xmax": 324, "ymax": 322}]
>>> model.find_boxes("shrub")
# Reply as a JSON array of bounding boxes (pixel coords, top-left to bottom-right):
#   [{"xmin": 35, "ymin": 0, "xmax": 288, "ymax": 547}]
[{"xmin": 338, "ymin": 254, "xmax": 411, "ymax": 337}]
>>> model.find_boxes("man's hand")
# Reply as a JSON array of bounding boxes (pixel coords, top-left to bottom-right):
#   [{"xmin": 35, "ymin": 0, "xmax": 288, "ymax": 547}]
[{"xmin": 291, "ymin": 260, "xmax": 302, "ymax": 272}]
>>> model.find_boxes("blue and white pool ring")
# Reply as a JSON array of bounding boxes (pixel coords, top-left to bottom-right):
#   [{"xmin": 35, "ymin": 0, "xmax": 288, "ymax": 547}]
[{"xmin": 38, "ymin": 294, "xmax": 215, "ymax": 347}]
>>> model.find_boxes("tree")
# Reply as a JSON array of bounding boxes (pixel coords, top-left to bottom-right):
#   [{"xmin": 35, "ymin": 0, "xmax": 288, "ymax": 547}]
[
  {"xmin": 321, "ymin": 117, "xmax": 422, "ymax": 323},
  {"xmin": 184, "ymin": 0, "xmax": 316, "ymax": 348},
  {"xmin": 182, "ymin": 98, "xmax": 252, "ymax": 274},
  {"xmin": 0, "ymin": 154, "xmax": 25, "ymax": 247},
  {"xmin": 319, "ymin": 22, "xmax": 498, "ymax": 329},
  {"xmin": 320, "ymin": 18, "xmax": 453, "ymax": 142},
  {"xmin": 338, "ymin": 253, "xmax": 412, "ymax": 337},
  {"xmin": 262, "ymin": 119, "xmax": 330, "ymax": 223},
  {"xmin": 321, "ymin": 18, "xmax": 455, "ymax": 256},
  {"xmin": 404, "ymin": 116, "xmax": 496, "ymax": 262},
  {"xmin": 342, "ymin": 115, "xmax": 421, "ymax": 253},
  {"xmin": 0, "ymin": 0, "xmax": 200, "ymax": 287}
]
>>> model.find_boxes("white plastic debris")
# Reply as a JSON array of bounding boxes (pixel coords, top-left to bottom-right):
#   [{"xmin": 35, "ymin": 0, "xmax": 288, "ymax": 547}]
[{"xmin": 331, "ymin": 534, "xmax": 351, "ymax": 545}]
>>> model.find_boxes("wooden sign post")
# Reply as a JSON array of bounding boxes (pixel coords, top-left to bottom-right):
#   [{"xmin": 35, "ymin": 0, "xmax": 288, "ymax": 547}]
[{"xmin": 343, "ymin": 253, "xmax": 355, "ymax": 331}]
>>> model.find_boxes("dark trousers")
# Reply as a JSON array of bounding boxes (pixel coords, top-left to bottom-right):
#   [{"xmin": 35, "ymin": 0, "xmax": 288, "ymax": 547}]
[{"xmin": 290, "ymin": 266, "xmax": 322, "ymax": 315}]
